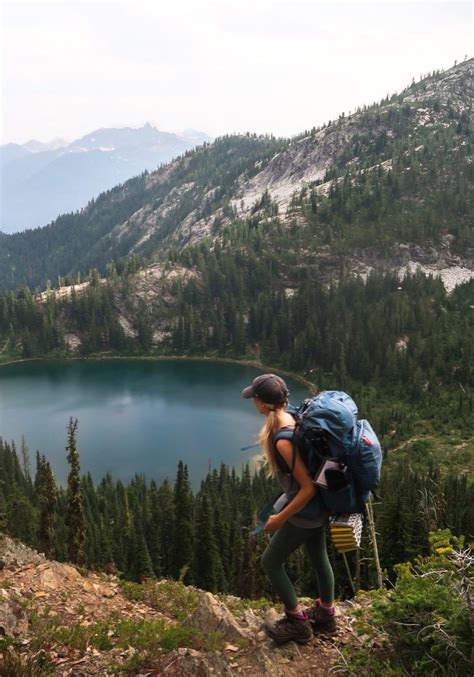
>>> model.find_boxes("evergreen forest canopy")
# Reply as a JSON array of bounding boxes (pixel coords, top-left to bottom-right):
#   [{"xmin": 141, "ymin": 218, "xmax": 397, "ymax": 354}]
[{"xmin": 1, "ymin": 428, "xmax": 472, "ymax": 596}]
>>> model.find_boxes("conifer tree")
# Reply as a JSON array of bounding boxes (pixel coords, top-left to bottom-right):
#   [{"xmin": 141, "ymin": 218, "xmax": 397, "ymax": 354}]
[
  {"xmin": 193, "ymin": 493, "xmax": 221, "ymax": 591},
  {"xmin": 20, "ymin": 436, "xmax": 31, "ymax": 485},
  {"xmin": 157, "ymin": 479, "xmax": 175, "ymax": 576},
  {"xmin": 65, "ymin": 418, "xmax": 85, "ymax": 564},
  {"xmin": 37, "ymin": 455, "xmax": 57, "ymax": 558},
  {"xmin": 0, "ymin": 447, "xmax": 7, "ymax": 533},
  {"xmin": 173, "ymin": 461, "xmax": 194, "ymax": 580},
  {"xmin": 7, "ymin": 487, "xmax": 37, "ymax": 544},
  {"xmin": 112, "ymin": 480, "xmax": 131, "ymax": 572},
  {"xmin": 146, "ymin": 480, "xmax": 162, "ymax": 576},
  {"xmin": 0, "ymin": 490, "xmax": 7, "ymax": 534},
  {"xmin": 237, "ymin": 534, "xmax": 265, "ymax": 599},
  {"xmin": 130, "ymin": 514, "xmax": 154, "ymax": 581}
]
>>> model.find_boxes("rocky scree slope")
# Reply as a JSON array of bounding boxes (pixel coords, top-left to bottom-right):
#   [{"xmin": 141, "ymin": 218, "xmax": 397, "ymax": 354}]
[
  {"xmin": 0, "ymin": 60, "xmax": 472, "ymax": 292},
  {"xmin": 0, "ymin": 535, "xmax": 377, "ymax": 676}
]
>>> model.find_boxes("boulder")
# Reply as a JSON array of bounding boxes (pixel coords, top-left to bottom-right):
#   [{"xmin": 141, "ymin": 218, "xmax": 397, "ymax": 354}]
[
  {"xmin": 185, "ymin": 592, "xmax": 251, "ymax": 643},
  {"xmin": 82, "ymin": 578, "xmax": 116, "ymax": 597},
  {"xmin": 242, "ymin": 608, "xmax": 262, "ymax": 633},
  {"xmin": 35, "ymin": 562, "xmax": 82, "ymax": 590}
]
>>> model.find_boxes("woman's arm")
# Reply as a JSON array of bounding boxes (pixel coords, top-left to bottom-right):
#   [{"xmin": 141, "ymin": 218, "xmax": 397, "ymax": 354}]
[{"xmin": 264, "ymin": 438, "xmax": 316, "ymax": 532}]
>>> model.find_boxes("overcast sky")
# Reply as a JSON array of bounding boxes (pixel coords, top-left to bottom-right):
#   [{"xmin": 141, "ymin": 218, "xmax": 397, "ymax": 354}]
[{"xmin": 1, "ymin": 0, "xmax": 472, "ymax": 145}]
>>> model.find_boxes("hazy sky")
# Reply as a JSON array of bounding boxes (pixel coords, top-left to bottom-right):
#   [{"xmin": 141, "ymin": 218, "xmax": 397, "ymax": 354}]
[{"xmin": 1, "ymin": 0, "xmax": 472, "ymax": 144}]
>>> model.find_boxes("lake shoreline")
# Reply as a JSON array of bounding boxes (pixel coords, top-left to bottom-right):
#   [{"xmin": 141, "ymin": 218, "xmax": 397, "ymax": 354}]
[
  {"xmin": 0, "ymin": 354, "xmax": 317, "ymax": 392},
  {"xmin": 0, "ymin": 356, "xmax": 312, "ymax": 487}
]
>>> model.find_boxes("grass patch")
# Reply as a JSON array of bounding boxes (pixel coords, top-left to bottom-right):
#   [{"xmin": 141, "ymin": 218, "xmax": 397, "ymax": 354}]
[
  {"xmin": 2, "ymin": 615, "xmax": 218, "ymax": 677},
  {"xmin": 119, "ymin": 579, "xmax": 200, "ymax": 622},
  {"xmin": 0, "ymin": 646, "xmax": 53, "ymax": 677},
  {"xmin": 30, "ymin": 609, "xmax": 201, "ymax": 653},
  {"xmin": 29, "ymin": 604, "xmax": 223, "ymax": 669}
]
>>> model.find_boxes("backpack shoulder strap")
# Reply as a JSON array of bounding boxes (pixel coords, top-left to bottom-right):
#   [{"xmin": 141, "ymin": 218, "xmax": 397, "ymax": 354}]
[{"xmin": 273, "ymin": 428, "xmax": 297, "ymax": 479}]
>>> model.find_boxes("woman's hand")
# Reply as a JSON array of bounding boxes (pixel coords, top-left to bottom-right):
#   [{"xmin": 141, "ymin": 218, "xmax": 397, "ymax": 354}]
[{"xmin": 264, "ymin": 514, "xmax": 284, "ymax": 532}]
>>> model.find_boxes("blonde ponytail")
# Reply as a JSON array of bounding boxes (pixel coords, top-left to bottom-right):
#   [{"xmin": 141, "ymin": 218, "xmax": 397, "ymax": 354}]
[
  {"xmin": 257, "ymin": 399, "xmax": 289, "ymax": 478},
  {"xmin": 258, "ymin": 409, "xmax": 277, "ymax": 478}
]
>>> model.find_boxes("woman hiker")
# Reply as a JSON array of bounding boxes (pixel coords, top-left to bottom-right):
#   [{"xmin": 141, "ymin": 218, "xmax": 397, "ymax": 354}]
[{"xmin": 242, "ymin": 373, "xmax": 336, "ymax": 645}]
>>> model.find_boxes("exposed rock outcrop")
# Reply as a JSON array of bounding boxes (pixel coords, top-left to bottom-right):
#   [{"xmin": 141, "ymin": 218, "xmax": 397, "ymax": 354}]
[
  {"xmin": 0, "ymin": 536, "xmax": 369, "ymax": 676},
  {"xmin": 185, "ymin": 591, "xmax": 251, "ymax": 643}
]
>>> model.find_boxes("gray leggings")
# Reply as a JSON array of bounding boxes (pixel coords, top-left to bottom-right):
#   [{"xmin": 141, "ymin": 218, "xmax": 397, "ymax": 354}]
[{"xmin": 261, "ymin": 521, "xmax": 334, "ymax": 610}]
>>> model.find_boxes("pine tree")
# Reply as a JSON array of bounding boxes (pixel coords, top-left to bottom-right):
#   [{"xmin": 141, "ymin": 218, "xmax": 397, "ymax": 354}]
[
  {"xmin": 7, "ymin": 487, "xmax": 37, "ymax": 544},
  {"xmin": 112, "ymin": 480, "xmax": 131, "ymax": 573},
  {"xmin": 172, "ymin": 461, "xmax": 194, "ymax": 581},
  {"xmin": 157, "ymin": 479, "xmax": 175, "ymax": 576},
  {"xmin": 130, "ymin": 514, "xmax": 154, "ymax": 581},
  {"xmin": 0, "ymin": 489, "xmax": 7, "ymax": 534},
  {"xmin": 65, "ymin": 418, "xmax": 85, "ymax": 564},
  {"xmin": 193, "ymin": 493, "xmax": 221, "ymax": 591},
  {"xmin": 37, "ymin": 455, "xmax": 57, "ymax": 558},
  {"xmin": 146, "ymin": 480, "xmax": 162, "ymax": 576}
]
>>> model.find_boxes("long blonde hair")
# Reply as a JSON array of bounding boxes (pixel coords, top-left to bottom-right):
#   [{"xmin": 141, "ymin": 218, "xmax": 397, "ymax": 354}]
[{"xmin": 257, "ymin": 400, "xmax": 288, "ymax": 478}]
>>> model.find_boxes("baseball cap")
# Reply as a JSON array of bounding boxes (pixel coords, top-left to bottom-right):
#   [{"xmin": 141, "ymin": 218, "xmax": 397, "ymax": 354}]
[{"xmin": 241, "ymin": 373, "xmax": 289, "ymax": 404}]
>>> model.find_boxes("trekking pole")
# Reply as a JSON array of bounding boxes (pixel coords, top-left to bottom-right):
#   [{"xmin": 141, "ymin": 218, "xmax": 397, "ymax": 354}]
[
  {"xmin": 240, "ymin": 443, "xmax": 259, "ymax": 452},
  {"xmin": 366, "ymin": 495, "xmax": 383, "ymax": 589},
  {"xmin": 354, "ymin": 547, "xmax": 361, "ymax": 592},
  {"xmin": 342, "ymin": 552, "xmax": 356, "ymax": 596}
]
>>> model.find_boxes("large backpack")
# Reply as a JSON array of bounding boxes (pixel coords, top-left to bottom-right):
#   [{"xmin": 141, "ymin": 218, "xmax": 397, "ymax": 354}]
[{"xmin": 275, "ymin": 390, "xmax": 382, "ymax": 514}]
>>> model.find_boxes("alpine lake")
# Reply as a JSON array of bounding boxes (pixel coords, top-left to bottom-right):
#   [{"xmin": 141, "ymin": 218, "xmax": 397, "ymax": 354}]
[{"xmin": 0, "ymin": 359, "xmax": 310, "ymax": 486}]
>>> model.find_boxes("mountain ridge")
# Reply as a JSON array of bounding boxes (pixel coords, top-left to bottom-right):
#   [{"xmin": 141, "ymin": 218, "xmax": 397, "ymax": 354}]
[
  {"xmin": 0, "ymin": 124, "xmax": 212, "ymax": 233},
  {"xmin": 0, "ymin": 59, "xmax": 471, "ymax": 292}
]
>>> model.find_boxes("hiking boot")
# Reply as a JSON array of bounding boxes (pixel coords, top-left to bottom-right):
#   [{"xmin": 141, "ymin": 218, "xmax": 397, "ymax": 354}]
[
  {"xmin": 265, "ymin": 613, "xmax": 313, "ymax": 645},
  {"xmin": 307, "ymin": 601, "xmax": 337, "ymax": 635}
]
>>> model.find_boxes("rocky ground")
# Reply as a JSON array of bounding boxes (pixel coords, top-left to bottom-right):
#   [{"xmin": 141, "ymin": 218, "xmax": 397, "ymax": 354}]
[{"xmin": 0, "ymin": 536, "xmax": 377, "ymax": 676}]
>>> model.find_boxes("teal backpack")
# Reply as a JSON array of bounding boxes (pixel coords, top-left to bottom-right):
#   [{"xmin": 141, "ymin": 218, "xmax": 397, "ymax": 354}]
[{"xmin": 274, "ymin": 390, "xmax": 382, "ymax": 514}]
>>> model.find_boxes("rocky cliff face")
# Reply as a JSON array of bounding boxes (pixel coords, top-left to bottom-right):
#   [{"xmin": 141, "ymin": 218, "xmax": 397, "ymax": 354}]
[
  {"xmin": 0, "ymin": 535, "xmax": 376, "ymax": 676},
  {"xmin": 299, "ymin": 236, "xmax": 474, "ymax": 293}
]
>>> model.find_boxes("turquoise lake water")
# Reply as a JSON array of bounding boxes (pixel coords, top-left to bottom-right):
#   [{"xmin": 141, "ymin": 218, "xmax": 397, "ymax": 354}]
[{"xmin": 0, "ymin": 359, "xmax": 309, "ymax": 486}]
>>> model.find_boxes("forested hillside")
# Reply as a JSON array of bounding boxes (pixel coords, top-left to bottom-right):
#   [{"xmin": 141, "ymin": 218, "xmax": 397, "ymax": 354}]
[
  {"xmin": 2, "ymin": 431, "xmax": 472, "ymax": 595},
  {"xmin": 1, "ymin": 265, "xmax": 472, "ymax": 447},
  {"xmin": 0, "ymin": 59, "xmax": 472, "ymax": 291}
]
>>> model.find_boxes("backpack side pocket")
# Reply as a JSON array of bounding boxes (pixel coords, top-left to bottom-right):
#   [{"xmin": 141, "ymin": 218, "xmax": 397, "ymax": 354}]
[{"xmin": 319, "ymin": 475, "xmax": 360, "ymax": 513}]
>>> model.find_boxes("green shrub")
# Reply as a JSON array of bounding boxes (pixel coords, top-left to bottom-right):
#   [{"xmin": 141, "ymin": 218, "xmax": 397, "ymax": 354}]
[{"xmin": 372, "ymin": 531, "xmax": 473, "ymax": 676}]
